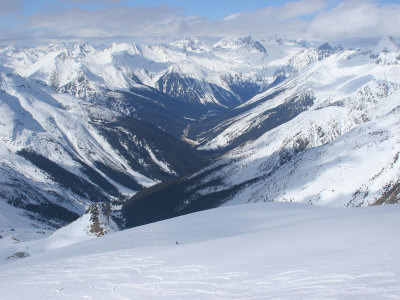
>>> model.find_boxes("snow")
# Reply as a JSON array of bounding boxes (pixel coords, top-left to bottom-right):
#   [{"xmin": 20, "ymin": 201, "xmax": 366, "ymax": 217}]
[
  {"xmin": 0, "ymin": 202, "xmax": 118, "ymax": 264},
  {"xmin": 27, "ymin": 213, "xmax": 95, "ymax": 253},
  {"xmin": 0, "ymin": 202, "xmax": 399, "ymax": 299},
  {"xmin": 0, "ymin": 201, "xmax": 52, "ymax": 264}
]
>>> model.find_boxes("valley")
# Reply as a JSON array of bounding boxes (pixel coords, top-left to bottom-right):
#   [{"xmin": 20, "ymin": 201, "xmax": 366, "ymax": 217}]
[{"xmin": 0, "ymin": 34, "xmax": 400, "ymax": 272}]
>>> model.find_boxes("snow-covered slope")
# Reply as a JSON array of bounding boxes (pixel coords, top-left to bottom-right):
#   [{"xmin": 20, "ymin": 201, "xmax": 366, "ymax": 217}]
[
  {"xmin": 0, "ymin": 202, "xmax": 117, "ymax": 264},
  {"xmin": 1, "ymin": 202, "xmax": 400, "ymax": 299},
  {"xmin": 186, "ymin": 37, "xmax": 400, "ymax": 208},
  {"xmin": 195, "ymin": 38, "xmax": 398, "ymax": 151}
]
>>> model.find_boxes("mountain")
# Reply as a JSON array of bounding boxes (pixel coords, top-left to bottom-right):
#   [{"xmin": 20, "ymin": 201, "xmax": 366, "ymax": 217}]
[
  {"xmin": 122, "ymin": 37, "xmax": 400, "ymax": 227},
  {"xmin": 1, "ymin": 202, "xmax": 400, "ymax": 298}
]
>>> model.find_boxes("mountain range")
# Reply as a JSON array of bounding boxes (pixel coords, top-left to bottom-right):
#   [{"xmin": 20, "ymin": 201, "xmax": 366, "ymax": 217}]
[{"xmin": 0, "ymin": 35, "xmax": 399, "ymax": 232}]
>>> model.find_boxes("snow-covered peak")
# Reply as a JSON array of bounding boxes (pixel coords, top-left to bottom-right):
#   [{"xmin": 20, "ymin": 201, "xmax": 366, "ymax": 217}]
[
  {"xmin": 214, "ymin": 36, "xmax": 267, "ymax": 54},
  {"xmin": 171, "ymin": 38, "xmax": 212, "ymax": 53},
  {"xmin": 370, "ymin": 36, "xmax": 400, "ymax": 66},
  {"xmin": 175, "ymin": 40, "xmax": 400, "ymax": 209},
  {"xmin": 107, "ymin": 42, "xmax": 140, "ymax": 55},
  {"xmin": 373, "ymin": 36, "xmax": 400, "ymax": 55},
  {"xmin": 68, "ymin": 42, "xmax": 96, "ymax": 58}
]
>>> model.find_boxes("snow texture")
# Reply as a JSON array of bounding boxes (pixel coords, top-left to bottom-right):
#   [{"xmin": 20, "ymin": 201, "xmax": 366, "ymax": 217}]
[{"xmin": 0, "ymin": 202, "xmax": 399, "ymax": 299}]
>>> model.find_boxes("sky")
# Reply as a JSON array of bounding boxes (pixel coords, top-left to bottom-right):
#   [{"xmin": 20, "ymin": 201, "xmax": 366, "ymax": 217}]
[{"xmin": 0, "ymin": 0, "xmax": 400, "ymax": 45}]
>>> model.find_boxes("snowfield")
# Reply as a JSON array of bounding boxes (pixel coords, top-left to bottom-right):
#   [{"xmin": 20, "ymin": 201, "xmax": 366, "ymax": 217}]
[{"xmin": 1, "ymin": 202, "xmax": 399, "ymax": 299}]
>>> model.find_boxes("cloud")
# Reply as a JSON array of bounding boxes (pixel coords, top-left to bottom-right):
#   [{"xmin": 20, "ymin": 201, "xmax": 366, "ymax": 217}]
[
  {"xmin": 278, "ymin": 0, "xmax": 327, "ymax": 20},
  {"xmin": 214, "ymin": 8, "xmax": 298, "ymax": 37},
  {"xmin": 26, "ymin": 5, "xmax": 188, "ymax": 38},
  {"xmin": 1, "ymin": 0, "xmax": 400, "ymax": 45},
  {"xmin": 212, "ymin": 0, "xmax": 400, "ymax": 40},
  {"xmin": 223, "ymin": 13, "xmax": 240, "ymax": 22},
  {"xmin": 309, "ymin": 0, "xmax": 400, "ymax": 40},
  {"xmin": 0, "ymin": 0, "xmax": 23, "ymax": 16}
]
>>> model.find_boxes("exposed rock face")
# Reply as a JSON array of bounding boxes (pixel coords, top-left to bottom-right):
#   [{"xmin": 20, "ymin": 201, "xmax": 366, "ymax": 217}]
[
  {"xmin": 86, "ymin": 203, "xmax": 118, "ymax": 237},
  {"xmin": 6, "ymin": 251, "xmax": 30, "ymax": 260}
]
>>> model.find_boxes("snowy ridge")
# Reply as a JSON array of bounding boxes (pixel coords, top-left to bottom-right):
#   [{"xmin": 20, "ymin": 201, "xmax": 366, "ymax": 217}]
[
  {"xmin": 0, "ymin": 35, "xmax": 341, "ymax": 231},
  {"xmin": 0, "ymin": 36, "xmax": 324, "ymax": 107}
]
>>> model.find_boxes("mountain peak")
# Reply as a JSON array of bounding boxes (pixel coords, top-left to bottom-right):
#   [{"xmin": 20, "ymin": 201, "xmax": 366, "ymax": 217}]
[
  {"xmin": 318, "ymin": 42, "xmax": 332, "ymax": 51},
  {"xmin": 171, "ymin": 38, "xmax": 211, "ymax": 53},
  {"xmin": 214, "ymin": 36, "xmax": 267, "ymax": 54},
  {"xmin": 68, "ymin": 42, "xmax": 96, "ymax": 58},
  {"xmin": 108, "ymin": 42, "xmax": 140, "ymax": 55},
  {"xmin": 373, "ymin": 36, "xmax": 400, "ymax": 55}
]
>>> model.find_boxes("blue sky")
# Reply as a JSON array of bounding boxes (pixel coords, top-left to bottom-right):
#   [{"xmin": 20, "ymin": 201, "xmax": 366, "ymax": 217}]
[
  {"xmin": 1, "ymin": 0, "xmax": 400, "ymax": 44},
  {"xmin": 21, "ymin": 0, "xmax": 306, "ymax": 20},
  {"xmin": 19, "ymin": 0, "xmax": 400, "ymax": 19}
]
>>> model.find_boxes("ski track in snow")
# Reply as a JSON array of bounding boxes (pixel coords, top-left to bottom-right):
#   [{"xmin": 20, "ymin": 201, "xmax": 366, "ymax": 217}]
[{"xmin": 3, "ymin": 255, "xmax": 399, "ymax": 300}]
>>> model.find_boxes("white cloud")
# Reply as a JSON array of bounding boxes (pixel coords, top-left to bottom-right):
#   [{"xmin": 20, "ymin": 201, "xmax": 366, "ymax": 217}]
[
  {"xmin": 309, "ymin": 0, "xmax": 400, "ymax": 40},
  {"xmin": 1, "ymin": 0, "xmax": 400, "ymax": 45},
  {"xmin": 26, "ymin": 5, "xmax": 187, "ymax": 38},
  {"xmin": 223, "ymin": 13, "xmax": 240, "ymax": 22},
  {"xmin": 211, "ymin": 0, "xmax": 400, "ymax": 40},
  {"xmin": 278, "ymin": 0, "xmax": 327, "ymax": 20}
]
